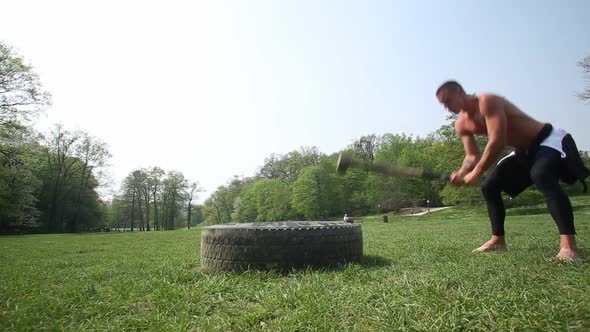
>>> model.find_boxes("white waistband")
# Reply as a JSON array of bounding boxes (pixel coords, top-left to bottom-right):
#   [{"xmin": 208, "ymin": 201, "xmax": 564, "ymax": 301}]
[
  {"xmin": 540, "ymin": 127, "xmax": 567, "ymax": 158},
  {"xmin": 497, "ymin": 126, "xmax": 568, "ymax": 165}
]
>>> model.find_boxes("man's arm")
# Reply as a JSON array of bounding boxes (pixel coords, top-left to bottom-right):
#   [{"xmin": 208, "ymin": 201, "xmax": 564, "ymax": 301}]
[
  {"xmin": 467, "ymin": 95, "xmax": 507, "ymax": 181},
  {"xmin": 452, "ymin": 119, "xmax": 481, "ymax": 185},
  {"xmin": 457, "ymin": 134, "xmax": 480, "ymax": 176}
]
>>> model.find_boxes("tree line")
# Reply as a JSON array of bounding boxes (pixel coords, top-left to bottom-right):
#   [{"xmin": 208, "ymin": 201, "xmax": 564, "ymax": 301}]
[
  {"xmin": 1, "ymin": 41, "xmax": 588, "ymax": 233},
  {"xmin": 0, "ymin": 42, "xmax": 207, "ymax": 233},
  {"xmin": 0, "ymin": 42, "xmax": 115, "ymax": 233},
  {"xmin": 200, "ymin": 132, "xmax": 478, "ymax": 224},
  {"xmin": 107, "ymin": 168, "xmax": 204, "ymax": 231}
]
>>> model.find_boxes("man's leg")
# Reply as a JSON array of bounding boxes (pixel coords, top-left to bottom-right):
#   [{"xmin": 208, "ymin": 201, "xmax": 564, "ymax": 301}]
[
  {"xmin": 530, "ymin": 147, "xmax": 580, "ymax": 261},
  {"xmin": 477, "ymin": 171, "xmax": 507, "ymax": 252},
  {"xmin": 476, "ymin": 157, "xmax": 529, "ymax": 252}
]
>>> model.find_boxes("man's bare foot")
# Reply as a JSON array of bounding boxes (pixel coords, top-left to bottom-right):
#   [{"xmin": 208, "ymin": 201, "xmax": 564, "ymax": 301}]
[
  {"xmin": 555, "ymin": 235, "xmax": 582, "ymax": 262},
  {"xmin": 555, "ymin": 249, "xmax": 583, "ymax": 262},
  {"xmin": 472, "ymin": 236, "xmax": 507, "ymax": 253}
]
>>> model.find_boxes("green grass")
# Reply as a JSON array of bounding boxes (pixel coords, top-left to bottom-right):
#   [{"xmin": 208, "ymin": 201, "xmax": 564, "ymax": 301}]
[{"xmin": 2, "ymin": 197, "xmax": 590, "ymax": 331}]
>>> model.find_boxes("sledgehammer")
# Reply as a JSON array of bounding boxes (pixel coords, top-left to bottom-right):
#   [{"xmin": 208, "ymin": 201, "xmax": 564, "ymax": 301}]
[{"xmin": 336, "ymin": 152, "xmax": 450, "ymax": 181}]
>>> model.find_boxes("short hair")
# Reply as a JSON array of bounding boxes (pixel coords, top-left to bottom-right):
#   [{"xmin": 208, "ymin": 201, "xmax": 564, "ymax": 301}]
[{"xmin": 436, "ymin": 80, "xmax": 464, "ymax": 96}]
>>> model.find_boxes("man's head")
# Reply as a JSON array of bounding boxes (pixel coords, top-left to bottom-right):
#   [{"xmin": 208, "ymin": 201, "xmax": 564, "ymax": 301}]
[{"xmin": 436, "ymin": 80, "xmax": 465, "ymax": 114}]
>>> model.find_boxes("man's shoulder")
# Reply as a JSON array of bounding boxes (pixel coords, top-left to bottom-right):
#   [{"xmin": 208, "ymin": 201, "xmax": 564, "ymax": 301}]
[
  {"xmin": 477, "ymin": 93, "xmax": 506, "ymax": 114},
  {"xmin": 478, "ymin": 93, "xmax": 503, "ymax": 104},
  {"xmin": 454, "ymin": 114, "xmax": 472, "ymax": 135}
]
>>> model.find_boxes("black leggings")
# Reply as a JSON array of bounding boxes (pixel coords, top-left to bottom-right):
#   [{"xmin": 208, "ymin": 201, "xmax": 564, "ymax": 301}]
[{"xmin": 481, "ymin": 146, "xmax": 575, "ymax": 236}]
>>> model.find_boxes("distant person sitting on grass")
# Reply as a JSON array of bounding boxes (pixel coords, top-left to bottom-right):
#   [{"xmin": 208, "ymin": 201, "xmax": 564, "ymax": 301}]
[{"xmin": 435, "ymin": 80, "xmax": 590, "ymax": 261}]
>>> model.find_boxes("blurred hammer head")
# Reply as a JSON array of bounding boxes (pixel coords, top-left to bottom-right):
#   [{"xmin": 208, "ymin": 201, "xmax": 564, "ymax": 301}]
[{"xmin": 336, "ymin": 152, "xmax": 353, "ymax": 175}]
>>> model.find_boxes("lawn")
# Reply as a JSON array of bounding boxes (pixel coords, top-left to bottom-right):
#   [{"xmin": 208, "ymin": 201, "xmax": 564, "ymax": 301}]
[{"xmin": 1, "ymin": 196, "xmax": 590, "ymax": 331}]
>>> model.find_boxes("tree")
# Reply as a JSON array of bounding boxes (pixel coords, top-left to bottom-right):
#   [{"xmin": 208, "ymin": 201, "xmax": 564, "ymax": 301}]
[
  {"xmin": 132, "ymin": 170, "xmax": 147, "ymax": 231},
  {"xmin": 186, "ymin": 181, "xmax": 204, "ymax": 229},
  {"xmin": 258, "ymin": 153, "xmax": 283, "ymax": 180},
  {"xmin": 118, "ymin": 169, "xmax": 152, "ymax": 232},
  {"xmin": 0, "ymin": 42, "xmax": 50, "ymax": 125},
  {"xmin": 35, "ymin": 125, "xmax": 107, "ymax": 232},
  {"xmin": 250, "ymin": 179, "xmax": 291, "ymax": 221},
  {"xmin": 160, "ymin": 171, "xmax": 187, "ymax": 230},
  {"xmin": 70, "ymin": 132, "xmax": 111, "ymax": 230},
  {"xmin": 231, "ymin": 181, "xmax": 258, "ymax": 223},
  {"xmin": 202, "ymin": 176, "xmax": 246, "ymax": 224},
  {"xmin": 115, "ymin": 167, "xmax": 168, "ymax": 232},
  {"xmin": 137, "ymin": 169, "xmax": 151, "ymax": 231},
  {"xmin": 0, "ymin": 123, "xmax": 41, "ymax": 232},
  {"xmin": 257, "ymin": 147, "xmax": 324, "ymax": 184},
  {"xmin": 0, "ymin": 42, "xmax": 49, "ymax": 233},
  {"xmin": 373, "ymin": 134, "xmax": 424, "ymax": 210},
  {"xmin": 351, "ymin": 134, "xmax": 379, "ymax": 165},
  {"xmin": 37, "ymin": 125, "xmax": 81, "ymax": 232},
  {"xmin": 105, "ymin": 196, "xmax": 127, "ymax": 230},
  {"xmin": 578, "ymin": 55, "xmax": 590, "ymax": 101},
  {"xmin": 581, "ymin": 150, "xmax": 589, "ymax": 168},
  {"xmin": 191, "ymin": 204, "xmax": 204, "ymax": 225},
  {"xmin": 147, "ymin": 167, "xmax": 165, "ymax": 230},
  {"xmin": 291, "ymin": 167, "xmax": 321, "ymax": 220},
  {"xmin": 291, "ymin": 161, "xmax": 341, "ymax": 220},
  {"xmin": 203, "ymin": 193, "xmax": 223, "ymax": 225}
]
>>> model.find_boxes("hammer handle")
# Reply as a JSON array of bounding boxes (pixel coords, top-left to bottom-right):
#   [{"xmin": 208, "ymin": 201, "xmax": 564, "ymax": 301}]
[
  {"xmin": 369, "ymin": 161, "xmax": 450, "ymax": 181},
  {"xmin": 341, "ymin": 155, "xmax": 450, "ymax": 181}
]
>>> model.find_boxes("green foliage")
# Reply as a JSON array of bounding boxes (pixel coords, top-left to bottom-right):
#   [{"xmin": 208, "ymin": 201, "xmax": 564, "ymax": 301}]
[
  {"xmin": 0, "ymin": 43, "xmax": 50, "ymax": 233},
  {"xmin": 203, "ymin": 177, "xmax": 247, "ymax": 225},
  {"xmin": 230, "ymin": 179, "xmax": 291, "ymax": 222},
  {"xmin": 251, "ymin": 179, "xmax": 291, "ymax": 221},
  {"xmin": 231, "ymin": 182, "xmax": 257, "ymax": 223},
  {"xmin": 190, "ymin": 204, "xmax": 204, "ymax": 225},
  {"xmin": 330, "ymin": 150, "xmax": 377, "ymax": 215},
  {"xmin": 581, "ymin": 150, "xmax": 590, "ymax": 169},
  {"xmin": 0, "ymin": 123, "xmax": 41, "ymax": 232},
  {"xmin": 0, "ymin": 42, "xmax": 113, "ymax": 234},
  {"xmin": 0, "ymin": 42, "xmax": 51, "ymax": 125},
  {"xmin": 257, "ymin": 147, "xmax": 324, "ymax": 184},
  {"xmin": 113, "ymin": 168, "xmax": 204, "ymax": 231},
  {"xmin": 290, "ymin": 167, "xmax": 322, "ymax": 219},
  {"xmin": 374, "ymin": 134, "xmax": 445, "ymax": 209},
  {"xmin": 439, "ymin": 185, "xmax": 483, "ymax": 206},
  {"xmin": 160, "ymin": 171, "xmax": 188, "ymax": 229},
  {"xmin": 503, "ymin": 188, "xmax": 545, "ymax": 208},
  {"xmin": 35, "ymin": 154, "xmax": 104, "ymax": 232},
  {"xmin": 351, "ymin": 134, "xmax": 379, "ymax": 164},
  {"xmin": 291, "ymin": 160, "xmax": 343, "ymax": 220},
  {"xmin": 34, "ymin": 125, "xmax": 108, "ymax": 233},
  {"xmin": 105, "ymin": 196, "xmax": 126, "ymax": 228}
]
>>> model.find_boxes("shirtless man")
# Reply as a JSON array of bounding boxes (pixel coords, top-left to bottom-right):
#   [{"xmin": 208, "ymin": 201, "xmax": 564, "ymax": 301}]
[{"xmin": 436, "ymin": 80, "xmax": 588, "ymax": 261}]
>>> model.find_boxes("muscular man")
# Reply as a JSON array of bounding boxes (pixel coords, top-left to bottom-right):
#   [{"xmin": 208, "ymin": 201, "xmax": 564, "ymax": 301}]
[{"xmin": 436, "ymin": 80, "xmax": 589, "ymax": 261}]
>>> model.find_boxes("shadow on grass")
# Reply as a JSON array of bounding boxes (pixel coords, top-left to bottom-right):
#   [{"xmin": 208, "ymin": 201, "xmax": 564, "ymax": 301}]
[
  {"xmin": 311, "ymin": 254, "xmax": 392, "ymax": 272},
  {"xmin": 200, "ymin": 255, "xmax": 393, "ymax": 275},
  {"xmin": 358, "ymin": 254, "xmax": 393, "ymax": 269},
  {"xmin": 285, "ymin": 255, "xmax": 392, "ymax": 274},
  {"xmin": 506, "ymin": 204, "xmax": 588, "ymax": 216}
]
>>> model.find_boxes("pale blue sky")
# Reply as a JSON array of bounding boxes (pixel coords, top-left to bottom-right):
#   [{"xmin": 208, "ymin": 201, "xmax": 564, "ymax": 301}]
[{"xmin": 1, "ymin": 0, "xmax": 589, "ymax": 201}]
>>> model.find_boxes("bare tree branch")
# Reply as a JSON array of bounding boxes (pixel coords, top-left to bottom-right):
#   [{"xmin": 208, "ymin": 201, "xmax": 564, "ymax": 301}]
[{"xmin": 578, "ymin": 56, "xmax": 590, "ymax": 101}]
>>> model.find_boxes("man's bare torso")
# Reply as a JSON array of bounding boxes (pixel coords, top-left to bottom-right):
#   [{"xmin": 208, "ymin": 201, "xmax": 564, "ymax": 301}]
[{"xmin": 457, "ymin": 94, "xmax": 545, "ymax": 150}]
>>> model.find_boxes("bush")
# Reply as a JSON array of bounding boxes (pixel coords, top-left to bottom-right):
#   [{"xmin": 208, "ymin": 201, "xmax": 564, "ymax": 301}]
[{"xmin": 439, "ymin": 185, "xmax": 482, "ymax": 206}]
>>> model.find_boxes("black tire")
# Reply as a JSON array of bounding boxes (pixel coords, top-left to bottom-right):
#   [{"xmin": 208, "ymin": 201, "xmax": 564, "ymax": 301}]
[{"xmin": 200, "ymin": 221, "xmax": 363, "ymax": 272}]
